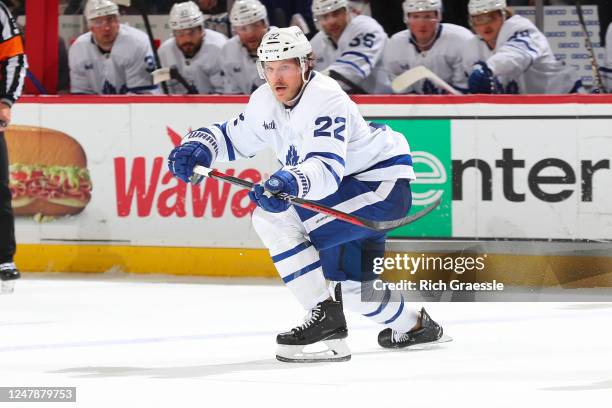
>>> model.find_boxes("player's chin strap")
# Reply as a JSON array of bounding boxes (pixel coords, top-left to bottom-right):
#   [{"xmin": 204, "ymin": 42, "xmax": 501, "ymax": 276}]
[{"xmin": 284, "ymin": 70, "xmax": 314, "ymax": 107}]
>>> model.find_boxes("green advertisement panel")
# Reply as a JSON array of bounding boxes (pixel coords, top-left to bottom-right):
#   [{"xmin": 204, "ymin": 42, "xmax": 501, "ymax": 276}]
[{"xmin": 371, "ymin": 119, "xmax": 452, "ymax": 238}]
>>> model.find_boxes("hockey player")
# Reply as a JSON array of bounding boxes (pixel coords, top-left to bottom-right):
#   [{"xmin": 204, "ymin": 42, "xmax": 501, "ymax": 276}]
[
  {"xmin": 384, "ymin": 0, "xmax": 474, "ymax": 94},
  {"xmin": 69, "ymin": 0, "xmax": 159, "ymax": 94},
  {"xmin": 221, "ymin": 0, "xmax": 270, "ymax": 94},
  {"xmin": 167, "ymin": 26, "xmax": 444, "ymax": 362},
  {"xmin": 0, "ymin": 1, "xmax": 26, "ymax": 294},
  {"xmin": 310, "ymin": 0, "xmax": 391, "ymax": 94},
  {"xmin": 463, "ymin": 0, "xmax": 581, "ymax": 94},
  {"xmin": 158, "ymin": 1, "xmax": 227, "ymax": 94}
]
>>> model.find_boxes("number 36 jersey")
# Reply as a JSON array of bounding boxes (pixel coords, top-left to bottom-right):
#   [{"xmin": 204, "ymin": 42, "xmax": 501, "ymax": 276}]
[
  {"xmin": 183, "ymin": 72, "xmax": 415, "ymax": 200},
  {"xmin": 310, "ymin": 15, "xmax": 391, "ymax": 94}
]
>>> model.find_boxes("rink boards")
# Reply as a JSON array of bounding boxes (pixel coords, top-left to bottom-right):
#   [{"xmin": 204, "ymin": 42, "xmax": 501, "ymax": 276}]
[{"xmin": 10, "ymin": 95, "xmax": 612, "ymax": 280}]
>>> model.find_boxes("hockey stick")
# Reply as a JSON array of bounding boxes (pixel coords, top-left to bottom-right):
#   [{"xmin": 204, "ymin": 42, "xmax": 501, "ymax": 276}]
[
  {"xmin": 576, "ymin": 0, "xmax": 607, "ymax": 93},
  {"xmin": 192, "ymin": 165, "xmax": 440, "ymax": 231},
  {"xmin": 152, "ymin": 67, "xmax": 199, "ymax": 94},
  {"xmin": 391, "ymin": 66, "xmax": 462, "ymax": 95}
]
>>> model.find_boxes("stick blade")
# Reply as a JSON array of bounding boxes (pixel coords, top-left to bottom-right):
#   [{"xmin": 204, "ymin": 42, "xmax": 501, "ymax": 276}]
[
  {"xmin": 152, "ymin": 68, "xmax": 171, "ymax": 85},
  {"xmin": 392, "ymin": 66, "xmax": 462, "ymax": 95},
  {"xmin": 391, "ymin": 66, "xmax": 430, "ymax": 93},
  {"xmin": 368, "ymin": 197, "xmax": 442, "ymax": 231}
]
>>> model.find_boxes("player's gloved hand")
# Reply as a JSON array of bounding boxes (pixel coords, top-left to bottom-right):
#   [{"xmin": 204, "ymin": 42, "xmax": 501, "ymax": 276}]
[
  {"xmin": 468, "ymin": 62, "xmax": 503, "ymax": 94},
  {"xmin": 248, "ymin": 170, "xmax": 298, "ymax": 213},
  {"xmin": 167, "ymin": 141, "xmax": 213, "ymax": 183}
]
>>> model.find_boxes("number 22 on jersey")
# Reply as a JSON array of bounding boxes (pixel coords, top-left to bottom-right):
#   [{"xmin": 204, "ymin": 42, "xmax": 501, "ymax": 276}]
[{"xmin": 314, "ymin": 116, "xmax": 346, "ymax": 141}]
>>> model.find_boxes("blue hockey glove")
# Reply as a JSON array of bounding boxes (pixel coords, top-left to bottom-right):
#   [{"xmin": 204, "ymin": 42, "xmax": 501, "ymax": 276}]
[
  {"xmin": 468, "ymin": 62, "xmax": 503, "ymax": 94},
  {"xmin": 167, "ymin": 141, "xmax": 213, "ymax": 183},
  {"xmin": 248, "ymin": 170, "xmax": 298, "ymax": 213}
]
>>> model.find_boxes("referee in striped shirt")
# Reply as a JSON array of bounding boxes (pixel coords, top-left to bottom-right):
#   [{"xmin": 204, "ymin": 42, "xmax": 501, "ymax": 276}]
[{"xmin": 0, "ymin": 1, "xmax": 27, "ymax": 292}]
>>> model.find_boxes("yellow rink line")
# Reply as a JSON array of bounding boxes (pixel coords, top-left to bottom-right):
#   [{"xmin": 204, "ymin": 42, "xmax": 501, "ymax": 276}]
[
  {"xmin": 15, "ymin": 244, "xmax": 277, "ymax": 277},
  {"xmin": 14, "ymin": 244, "xmax": 612, "ymax": 287}
]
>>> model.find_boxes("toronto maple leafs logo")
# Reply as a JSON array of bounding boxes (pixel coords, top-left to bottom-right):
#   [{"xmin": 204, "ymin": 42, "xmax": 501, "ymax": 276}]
[{"xmin": 285, "ymin": 145, "xmax": 300, "ymax": 166}]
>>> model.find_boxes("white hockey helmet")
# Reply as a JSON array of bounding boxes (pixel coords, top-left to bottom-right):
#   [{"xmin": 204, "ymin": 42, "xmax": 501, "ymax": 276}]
[
  {"xmin": 84, "ymin": 0, "xmax": 119, "ymax": 21},
  {"xmin": 312, "ymin": 0, "xmax": 349, "ymax": 17},
  {"xmin": 169, "ymin": 1, "xmax": 204, "ymax": 30},
  {"xmin": 468, "ymin": 0, "xmax": 507, "ymax": 16},
  {"xmin": 403, "ymin": 0, "xmax": 442, "ymax": 15},
  {"xmin": 257, "ymin": 26, "xmax": 313, "ymax": 81},
  {"xmin": 230, "ymin": 0, "xmax": 268, "ymax": 27}
]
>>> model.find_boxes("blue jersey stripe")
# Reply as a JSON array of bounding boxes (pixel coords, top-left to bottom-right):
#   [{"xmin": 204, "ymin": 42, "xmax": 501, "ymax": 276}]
[
  {"xmin": 304, "ymin": 152, "xmax": 346, "ymax": 167},
  {"xmin": 384, "ymin": 295, "xmax": 405, "ymax": 324},
  {"xmin": 368, "ymin": 122, "xmax": 387, "ymax": 131},
  {"xmin": 271, "ymin": 242, "xmax": 312, "ymax": 263},
  {"xmin": 359, "ymin": 154, "xmax": 413, "ymax": 174},
  {"xmin": 321, "ymin": 161, "xmax": 341, "ymax": 186},
  {"xmin": 509, "ymin": 38, "xmax": 538, "ymax": 56},
  {"xmin": 336, "ymin": 59, "xmax": 367, "ymax": 78},
  {"xmin": 214, "ymin": 122, "xmax": 235, "ymax": 161},
  {"xmin": 282, "ymin": 260, "xmax": 321, "ymax": 284},
  {"xmin": 340, "ymin": 51, "xmax": 373, "ymax": 69},
  {"xmin": 363, "ymin": 286, "xmax": 391, "ymax": 317}
]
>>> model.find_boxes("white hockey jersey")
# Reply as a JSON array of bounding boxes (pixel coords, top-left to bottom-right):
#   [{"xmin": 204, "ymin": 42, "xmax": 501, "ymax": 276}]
[
  {"xmin": 384, "ymin": 23, "xmax": 474, "ymax": 94},
  {"xmin": 310, "ymin": 15, "xmax": 391, "ymax": 94},
  {"xmin": 182, "ymin": 72, "xmax": 415, "ymax": 200},
  {"xmin": 220, "ymin": 35, "xmax": 266, "ymax": 94},
  {"xmin": 69, "ymin": 24, "xmax": 159, "ymax": 94},
  {"xmin": 158, "ymin": 29, "xmax": 228, "ymax": 94},
  {"xmin": 462, "ymin": 15, "xmax": 581, "ymax": 94}
]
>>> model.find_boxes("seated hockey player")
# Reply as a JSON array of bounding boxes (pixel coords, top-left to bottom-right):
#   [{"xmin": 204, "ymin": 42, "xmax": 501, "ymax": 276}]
[
  {"xmin": 384, "ymin": 0, "xmax": 474, "ymax": 94},
  {"xmin": 463, "ymin": 0, "xmax": 582, "ymax": 94},
  {"xmin": 167, "ymin": 26, "xmax": 444, "ymax": 363},
  {"xmin": 310, "ymin": 0, "xmax": 391, "ymax": 94},
  {"xmin": 68, "ymin": 0, "xmax": 159, "ymax": 94},
  {"xmin": 157, "ymin": 1, "xmax": 227, "ymax": 94},
  {"xmin": 221, "ymin": 0, "xmax": 270, "ymax": 94}
]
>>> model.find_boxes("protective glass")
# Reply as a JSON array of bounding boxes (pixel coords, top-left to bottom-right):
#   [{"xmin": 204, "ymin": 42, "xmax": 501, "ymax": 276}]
[
  {"xmin": 260, "ymin": 61, "xmax": 302, "ymax": 80},
  {"xmin": 89, "ymin": 15, "xmax": 119, "ymax": 28},
  {"xmin": 234, "ymin": 21, "xmax": 266, "ymax": 33},
  {"xmin": 470, "ymin": 11, "xmax": 501, "ymax": 26},
  {"xmin": 406, "ymin": 12, "xmax": 439, "ymax": 23},
  {"xmin": 173, "ymin": 27, "xmax": 202, "ymax": 38}
]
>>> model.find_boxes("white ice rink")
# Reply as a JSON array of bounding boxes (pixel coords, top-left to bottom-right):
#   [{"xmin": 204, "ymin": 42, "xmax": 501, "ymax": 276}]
[{"xmin": 1, "ymin": 273, "xmax": 611, "ymax": 408}]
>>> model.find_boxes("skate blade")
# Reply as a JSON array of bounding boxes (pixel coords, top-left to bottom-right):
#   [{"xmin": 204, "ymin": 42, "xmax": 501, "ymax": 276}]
[
  {"xmin": 1, "ymin": 280, "xmax": 15, "ymax": 294},
  {"xmin": 404, "ymin": 334, "xmax": 453, "ymax": 350},
  {"xmin": 276, "ymin": 339, "xmax": 351, "ymax": 363}
]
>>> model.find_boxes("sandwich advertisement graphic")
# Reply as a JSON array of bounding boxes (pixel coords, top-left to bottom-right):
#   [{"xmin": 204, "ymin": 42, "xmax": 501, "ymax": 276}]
[{"xmin": 6, "ymin": 126, "xmax": 93, "ymax": 218}]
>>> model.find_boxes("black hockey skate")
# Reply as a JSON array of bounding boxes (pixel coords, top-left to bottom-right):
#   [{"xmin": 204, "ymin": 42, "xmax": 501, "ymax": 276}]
[
  {"xmin": 276, "ymin": 294, "xmax": 350, "ymax": 363},
  {"xmin": 378, "ymin": 307, "xmax": 449, "ymax": 349},
  {"xmin": 1, "ymin": 262, "xmax": 20, "ymax": 294}
]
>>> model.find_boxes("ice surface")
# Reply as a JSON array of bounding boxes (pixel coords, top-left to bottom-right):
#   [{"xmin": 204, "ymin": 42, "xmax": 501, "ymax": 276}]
[{"xmin": 1, "ymin": 273, "xmax": 610, "ymax": 407}]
